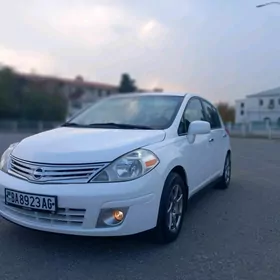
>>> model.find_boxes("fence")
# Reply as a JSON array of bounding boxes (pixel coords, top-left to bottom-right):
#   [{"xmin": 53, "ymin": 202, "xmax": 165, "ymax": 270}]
[
  {"xmin": 1, "ymin": 120, "xmax": 280, "ymax": 140},
  {"xmin": 225, "ymin": 122, "xmax": 280, "ymax": 139},
  {"xmin": 0, "ymin": 120, "xmax": 62, "ymax": 133}
]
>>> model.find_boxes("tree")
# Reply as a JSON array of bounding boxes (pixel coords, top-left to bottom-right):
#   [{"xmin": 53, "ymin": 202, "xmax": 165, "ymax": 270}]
[
  {"xmin": 118, "ymin": 73, "xmax": 137, "ymax": 93},
  {"xmin": 0, "ymin": 66, "xmax": 68, "ymax": 122},
  {"xmin": 216, "ymin": 102, "xmax": 235, "ymax": 123},
  {"xmin": 0, "ymin": 66, "xmax": 19, "ymax": 119},
  {"xmin": 21, "ymin": 82, "xmax": 67, "ymax": 121}
]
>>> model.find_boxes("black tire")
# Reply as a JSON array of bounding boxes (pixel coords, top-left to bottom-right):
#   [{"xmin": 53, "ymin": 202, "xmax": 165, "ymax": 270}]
[
  {"xmin": 152, "ymin": 172, "xmax": 187, "ymax": 244},
  {"xmin": 216, "ymin": 153, "xmax": 231, "ymax": 190}
]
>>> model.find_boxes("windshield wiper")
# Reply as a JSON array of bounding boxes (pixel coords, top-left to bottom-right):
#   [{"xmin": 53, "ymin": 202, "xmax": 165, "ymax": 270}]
[
  {"xmin": 87, "ymin": 123, "xmax": 154, "ymax": 130},
  {"xmin": 61, "ymin": 122, "xmax": 81, "ymax": 127},
  {"xmin": 61, "ymin": 122, "xmax": 154, "ymax": 130}
]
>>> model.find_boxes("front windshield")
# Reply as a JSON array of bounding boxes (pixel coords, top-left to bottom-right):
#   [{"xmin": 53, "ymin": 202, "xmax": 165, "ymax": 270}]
[{"xmin": 68, "ymin": 95, "xmax": 184, "ymax": 130}]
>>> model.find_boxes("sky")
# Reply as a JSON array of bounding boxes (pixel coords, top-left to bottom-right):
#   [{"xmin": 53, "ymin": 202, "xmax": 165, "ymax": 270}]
[{"xmin": 0, "ymin": 0, "xmax": 279, "ymax": 104}]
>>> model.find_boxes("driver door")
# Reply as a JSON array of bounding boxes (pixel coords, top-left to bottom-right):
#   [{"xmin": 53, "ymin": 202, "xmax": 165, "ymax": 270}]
[{"xmin": 177, "ymin": 97, "xmax": 212, "ymax": 195}]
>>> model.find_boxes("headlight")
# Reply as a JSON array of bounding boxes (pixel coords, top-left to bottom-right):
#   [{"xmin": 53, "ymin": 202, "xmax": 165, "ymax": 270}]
[
  {"xmin": 91, "ymin": 149, "xmax": 159, "ymax": 183},
  {"xmin": 0, "ymin": 143, "xmax": 19, "ymax": 173}
]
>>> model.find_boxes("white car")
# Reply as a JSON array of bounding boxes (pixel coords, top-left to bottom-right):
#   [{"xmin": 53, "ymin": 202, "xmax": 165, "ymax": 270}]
[{"xmin": 0, "ymin": 93, "xmax": 231, "ymax": 244}]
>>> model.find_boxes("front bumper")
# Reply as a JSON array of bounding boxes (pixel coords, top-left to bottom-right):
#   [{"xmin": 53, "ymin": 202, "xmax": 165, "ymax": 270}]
[{"xmin": 0, "ymin": 170, "xmax": 163, "ymax": 236}]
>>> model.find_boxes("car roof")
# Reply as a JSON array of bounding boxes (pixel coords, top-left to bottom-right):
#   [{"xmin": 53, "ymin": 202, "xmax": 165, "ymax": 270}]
[
  {"xmin": 109, "ymin": 92, "xmax": 215, "ymax": 106},
  {"xmin": 115, "ymin": 92, "xmax": 190, "ymax": 97}
]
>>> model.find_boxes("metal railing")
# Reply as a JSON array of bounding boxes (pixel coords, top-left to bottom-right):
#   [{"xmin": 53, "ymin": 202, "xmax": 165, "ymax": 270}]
[
  {"xmin": 1, "ymin": 119, "xmax": 280, "ymax": 140},
  {"xmin": 225, "ymin": 122, "xmax": 280, "ymax": 139},
  {"xmin": 0, "ymin": 120, "xmax": 62, "ymax": 133}
]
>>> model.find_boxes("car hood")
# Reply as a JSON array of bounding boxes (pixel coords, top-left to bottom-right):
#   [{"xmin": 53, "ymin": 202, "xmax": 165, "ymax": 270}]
[{"xmin": 12, "ymin": 127, "xmax": 166, "ymax": 164}]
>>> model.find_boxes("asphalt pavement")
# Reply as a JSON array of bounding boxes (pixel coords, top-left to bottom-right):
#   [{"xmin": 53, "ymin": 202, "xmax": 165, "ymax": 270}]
[{"xmin": 0, "ymin": 133, "xmax": 280, "ymax": 280}]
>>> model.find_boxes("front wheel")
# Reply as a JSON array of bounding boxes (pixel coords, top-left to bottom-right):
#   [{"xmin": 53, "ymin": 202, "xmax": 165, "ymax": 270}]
[
  {"xmin": 152, "ymin": 172, "xmax": 187, "ymax": 244},
  {"xmin": 216, "ymin": 153, "xmax": 231, "ymax": 189}
]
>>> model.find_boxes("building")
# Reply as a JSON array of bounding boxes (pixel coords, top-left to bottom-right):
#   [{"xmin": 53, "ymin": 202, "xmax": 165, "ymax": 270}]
[
  {"xmin": 17, "ymin": 73, "xmax": 119, "ymax": 117},
  {"xmin": 235, "ymin": 86, "xmax": 280, "ymax": 126},
  {"xmin": 153, "ymin": 88, "xmax": 164, "ymax": 92},
  {"xmin": 14, "ymin": 71, "xmax": 164, "ymax": 119}
]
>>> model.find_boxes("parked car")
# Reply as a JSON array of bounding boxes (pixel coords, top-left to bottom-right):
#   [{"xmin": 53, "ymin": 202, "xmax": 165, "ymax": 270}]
[{"xmin": 0, "ymin": 92, "xmax": 231, "ymax": 244}]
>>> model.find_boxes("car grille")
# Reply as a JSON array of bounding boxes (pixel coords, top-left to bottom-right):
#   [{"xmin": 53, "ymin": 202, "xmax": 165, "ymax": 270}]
[
  {"xmin": 2, "ymin": 201, "xmax": 85, "ymax": 227},
  {"xmin": 8, "ymin": 156, "xmax": 108, "ymax": 184}
]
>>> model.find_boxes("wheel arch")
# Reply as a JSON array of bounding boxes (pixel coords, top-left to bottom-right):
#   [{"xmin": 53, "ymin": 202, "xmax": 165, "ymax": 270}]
[
  {"xmin": 169, "ymin": 165, "xmax": 189, "ymax": 199},
  {"xmin": 227, "ymin": 149, "xmax": 231, "ymax": 157}
]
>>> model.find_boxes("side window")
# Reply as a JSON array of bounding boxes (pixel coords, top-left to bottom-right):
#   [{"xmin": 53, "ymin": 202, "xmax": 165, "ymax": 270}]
[
  {"xmin": 202, "ymin": 100, "xmax": 222, "ymax": 129},
  {"xmin": 211, "ymin": 106, "xmax": 222, "ymax": 129},
  {"xmin": 178, "ymin": 98, "xmax": 205, "ymax": 135}
]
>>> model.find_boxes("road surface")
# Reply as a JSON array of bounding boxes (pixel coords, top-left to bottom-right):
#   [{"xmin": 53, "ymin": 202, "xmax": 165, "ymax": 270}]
[{"xmin": 0, "ymin": 133, "xmax": 280, "ymax": 280}]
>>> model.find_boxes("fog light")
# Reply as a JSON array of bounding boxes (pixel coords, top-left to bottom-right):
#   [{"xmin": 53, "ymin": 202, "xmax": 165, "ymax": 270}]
[
  {"xmin": 96, "ymin": 207, "xmax": 129, "ymax": 228},
  {"xmin": 113, "ymin": 210, "xmax": 124, "ymax": 221}
]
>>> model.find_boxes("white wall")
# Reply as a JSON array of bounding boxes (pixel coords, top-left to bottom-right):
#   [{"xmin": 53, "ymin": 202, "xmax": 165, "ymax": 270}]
[
  {"xmin": 66, "ymin": 88, "xmax": 119, "ymax": 118},
  {"xmin": 235, "ymin": 99, "xmax": 246, "ymax": 123},
  {"xmin": 235, "ymin": 95, "xmax": 280, "ymax": 124}
]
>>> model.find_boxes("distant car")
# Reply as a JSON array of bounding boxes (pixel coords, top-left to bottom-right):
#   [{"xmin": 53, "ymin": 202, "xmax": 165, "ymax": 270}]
[{"xmin": 0, "ymin": 92, "xmax": 231, "ymax": 244}]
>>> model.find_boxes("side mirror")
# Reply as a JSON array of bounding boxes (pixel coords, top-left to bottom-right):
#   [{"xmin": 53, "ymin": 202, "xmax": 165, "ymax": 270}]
[{"xmin": 188, "ymin": 120, "xmax": 211, "ymax": 135}]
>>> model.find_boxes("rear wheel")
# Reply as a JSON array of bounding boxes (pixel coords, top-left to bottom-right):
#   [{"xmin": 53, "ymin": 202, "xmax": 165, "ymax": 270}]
[
  {"xmin": 217, "ymin": 153, "xmax": 231, "ymax": 189},
  {"xmin": 152, "ymin": 172, "xmax": 187, "ymax": 244}
]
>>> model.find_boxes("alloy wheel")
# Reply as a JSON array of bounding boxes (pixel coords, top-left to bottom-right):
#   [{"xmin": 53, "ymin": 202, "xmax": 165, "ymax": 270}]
[
  {"xmin": 166, "ymin": 184, "xmax": 184, "ymax": 233},
  {"xmin": 224, "ymin": 156, "xmax": 231, "ymax": 185}
]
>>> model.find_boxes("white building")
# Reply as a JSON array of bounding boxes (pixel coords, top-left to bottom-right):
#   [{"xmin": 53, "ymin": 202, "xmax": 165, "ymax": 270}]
[
  {"xmin": 235, "ymin": 87, "xmax": 280, "ymax": 126},
  {"xmin": 65, "ymin": 79, "xmax": 119, "ymax": 117}
]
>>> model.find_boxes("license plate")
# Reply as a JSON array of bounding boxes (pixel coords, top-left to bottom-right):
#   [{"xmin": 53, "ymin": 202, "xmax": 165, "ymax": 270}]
[{"xmin": 5, "ymin": 189, "xmax": 57, "ymax": 212}]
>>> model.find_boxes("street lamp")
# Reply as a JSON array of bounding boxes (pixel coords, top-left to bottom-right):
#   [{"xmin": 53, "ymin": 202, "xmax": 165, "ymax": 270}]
[{"xmin": 256, "ymin": 2, "xmax": 280, "ymax": 7}]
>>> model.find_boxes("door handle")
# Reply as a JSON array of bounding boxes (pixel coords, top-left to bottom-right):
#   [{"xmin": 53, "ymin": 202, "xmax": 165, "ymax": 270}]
[
  {"xmin": 222, "ymin": 133, "xmax": 227, "ymax": 138},
  {"xmin": 209, "ymin": 138, "xmax": 214, "ymax": 142}
]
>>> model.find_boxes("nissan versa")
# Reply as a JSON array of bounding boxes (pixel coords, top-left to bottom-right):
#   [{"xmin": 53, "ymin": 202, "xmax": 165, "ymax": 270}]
[{"xmin": 0, "ymin": 93, "xmax": 231, "ymax": 244}]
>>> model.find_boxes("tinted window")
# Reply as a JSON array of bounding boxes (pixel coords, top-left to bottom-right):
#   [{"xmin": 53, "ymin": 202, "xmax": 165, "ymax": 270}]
[
  {"xmin": 202, "ymin": 100, "xmax": 222, "ymax": 129},
  {"xmin": 68, "ymin": 95, "xmax": 184, "ymax": 130},
  {"xmin": 178, "ymin": 98, "xmax": 205, "ymax": 135}
]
